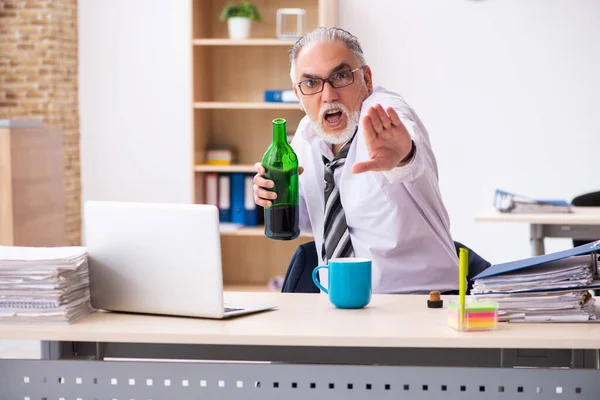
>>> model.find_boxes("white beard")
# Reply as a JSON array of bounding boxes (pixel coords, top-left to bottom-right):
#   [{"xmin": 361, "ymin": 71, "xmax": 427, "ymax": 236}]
[{"xmin": 305, "ymin": 101, "xmax": 360, "ymax": 145}]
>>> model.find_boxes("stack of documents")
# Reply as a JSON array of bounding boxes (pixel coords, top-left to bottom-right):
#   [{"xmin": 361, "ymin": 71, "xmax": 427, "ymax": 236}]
[
  {"xmin": 472, "ymin": 241, "xmax": 600, "ymax": 323},
  {"xmin": 0, "ymin": 246, "xmax": 94, "ymax": 323},
  {"xmin": 494, "ymin": 189, "xmax": 572, "ymax": 213},
  {"xmin": 472, "ymin": 291, "xmax": 594, "ymax": 322}
]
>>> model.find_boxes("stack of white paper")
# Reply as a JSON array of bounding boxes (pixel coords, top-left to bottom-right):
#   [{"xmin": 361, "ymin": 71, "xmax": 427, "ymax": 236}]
[
  {"xmin": 0, "ymin": 246, "xmax": 94, "ymax": 323},
  {"xmin": 472, "ymin": 256, "xmax": 597, "ymax": 322}
]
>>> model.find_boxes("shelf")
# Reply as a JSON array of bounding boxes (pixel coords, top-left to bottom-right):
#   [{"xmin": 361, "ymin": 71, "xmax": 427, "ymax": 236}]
[
  {"xmin": 191, "ymin": 0, "xmax": 335, "ymax": 290},
  {"xmin": 193, "ymin": 38, "xmax": 297, "ymax": 46},
  {"xmin": 224, "ymin": 283, "xmax": 276, "ymax": 292},
  {"xmin": 194, "ymin": 164, "xmax": 256, "ymax": 173},
  {"xmin": 194, "ymin": 102, "xmax": 300, "ymax": 110},
  {"xmin": 220, "ymin": 226, "xmax": 266, "ymax": 236},
  {"xmin": 219, "ymin": 224, "xmax": 312, "ymax": 238}
]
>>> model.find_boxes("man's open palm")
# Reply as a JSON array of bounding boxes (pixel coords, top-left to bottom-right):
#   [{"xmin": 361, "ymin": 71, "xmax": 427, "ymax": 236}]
[{"xmin": 351, "ymin": 104, "xmax": 413, "ymax": 174}]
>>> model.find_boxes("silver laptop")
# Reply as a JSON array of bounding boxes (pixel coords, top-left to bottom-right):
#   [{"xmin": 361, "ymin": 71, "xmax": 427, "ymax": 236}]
[{"xmin": 83, "ymin": 201, "xmax": 276, "ymax": 319}]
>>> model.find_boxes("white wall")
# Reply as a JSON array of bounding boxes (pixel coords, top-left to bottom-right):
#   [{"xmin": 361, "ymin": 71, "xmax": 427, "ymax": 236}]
[
  {"xmin": 78, "ymin": 0, "xmax": 599, "ymax": 263},
  {"xmin": 340, "ymin": 0, "xmax": 600, "ymax": 264},
  {"xmin": 79, "ymin": 0, "xmax": 193, "ymax": 207}
]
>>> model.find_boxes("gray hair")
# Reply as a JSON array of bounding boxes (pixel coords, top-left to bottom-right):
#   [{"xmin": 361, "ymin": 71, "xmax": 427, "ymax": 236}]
[{"xmin": 289, "ymin": 27, "xmax": 367, "ymax": 83}]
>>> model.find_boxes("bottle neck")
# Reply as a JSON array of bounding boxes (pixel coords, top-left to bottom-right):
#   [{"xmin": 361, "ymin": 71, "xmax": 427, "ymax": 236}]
[{"xmin": 272, "ymin": 121, "xmax": 287, "ymax": 144}]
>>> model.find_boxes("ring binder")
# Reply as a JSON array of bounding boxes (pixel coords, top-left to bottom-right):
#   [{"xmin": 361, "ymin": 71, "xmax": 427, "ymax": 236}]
[
  {"xmin": 472, "ymin": 240, "xmax": 600, "ymax": 322},
  {"xmin": 494, "ymin": 189, "xmax": 572, "ymax": 213}
]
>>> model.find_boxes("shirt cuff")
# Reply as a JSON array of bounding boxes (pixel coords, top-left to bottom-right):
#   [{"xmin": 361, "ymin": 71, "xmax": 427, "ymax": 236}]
[{"xmin": 382, "ymin": 144, "xmax": 418, "ymax": 183}]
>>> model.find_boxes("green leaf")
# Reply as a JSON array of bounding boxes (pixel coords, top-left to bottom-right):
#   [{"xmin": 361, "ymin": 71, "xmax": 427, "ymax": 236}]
[{"xmin": 220, "ymin": 2, "xmax": 262, "ymax": 22}]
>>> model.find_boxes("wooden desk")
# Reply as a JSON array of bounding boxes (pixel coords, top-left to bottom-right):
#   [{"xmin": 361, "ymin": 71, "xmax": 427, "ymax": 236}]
[
  {"xmin": 475, "ymin": 207, "xmax": 600, "ymax": 255},
  {"xmin": 1, "ymin": 292, "xmax": 599, "ymax": 399},
  {"xmin": 1, "ymin": 292, "xmax": 600, "ymax": 349}
]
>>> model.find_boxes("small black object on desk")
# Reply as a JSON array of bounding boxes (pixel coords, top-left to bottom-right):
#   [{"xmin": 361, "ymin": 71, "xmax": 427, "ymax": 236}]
[{"xmin": 427, "ymin": 291, "xmax": 443, "ymax": 308}]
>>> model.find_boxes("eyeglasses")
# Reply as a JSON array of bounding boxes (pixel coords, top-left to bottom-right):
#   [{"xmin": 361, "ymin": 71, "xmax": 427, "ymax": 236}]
[{"xmin": 297, "ymin": 66, "xmax": 364, "ymax": 95}]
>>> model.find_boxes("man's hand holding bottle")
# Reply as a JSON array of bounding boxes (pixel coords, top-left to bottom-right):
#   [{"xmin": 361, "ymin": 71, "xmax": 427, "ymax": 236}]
[{"xmin": 253, "ymin": 163, "xmax": 303, "ymax": 207}]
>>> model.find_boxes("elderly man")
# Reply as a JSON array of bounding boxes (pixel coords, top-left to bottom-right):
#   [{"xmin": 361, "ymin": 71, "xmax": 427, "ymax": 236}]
[{"xmin": 253, "ymin": 27, "xmax": 458, "ymax": 294}]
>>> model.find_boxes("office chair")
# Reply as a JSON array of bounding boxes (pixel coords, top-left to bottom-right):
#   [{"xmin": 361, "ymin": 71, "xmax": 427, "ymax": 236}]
[
  {"xmin": 571, "ymin": 191, "xmax": 600, "ymax": 247},
  {"xmin": 281, "ymin": 241, "xmax": 320, "ymax": 293},
  {"xmin": 281, "ymin": 240, "xmax": 491, "ymax": 294},
  {"xmin": 571, "ymin": 191, "xmax": 600, "ymax": 296},
  {"xmin": 453, "ymin": 241, "xmax": 491, "ymax": 294}
]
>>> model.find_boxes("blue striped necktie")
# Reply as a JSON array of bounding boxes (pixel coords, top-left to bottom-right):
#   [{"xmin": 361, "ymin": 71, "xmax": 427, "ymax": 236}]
[{"xmin": 322, "ymin": 134, "xmax": 356, "ymax": 262}]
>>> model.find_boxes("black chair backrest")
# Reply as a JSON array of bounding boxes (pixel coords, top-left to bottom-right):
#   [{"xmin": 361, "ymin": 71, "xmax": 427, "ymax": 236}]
[
  {"xmin": 281, "ymin": 241, "xmax": 320, "ymax": 293},
  {"xmin": 453, "ymin": 241, "xmax": 491, "ymax": 294},
  {"xmin": 572, "ymin": 191, "xmax": 600, "ymax": 247},
  {"xmin": 282, "ymin": 240, "xmax": 492, "ymax": 294}
]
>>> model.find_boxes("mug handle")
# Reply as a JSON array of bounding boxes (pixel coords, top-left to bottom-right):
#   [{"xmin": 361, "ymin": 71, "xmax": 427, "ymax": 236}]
[{"xmin": 312, "ymin": 265, "xmax": 329, "ymax": 294}]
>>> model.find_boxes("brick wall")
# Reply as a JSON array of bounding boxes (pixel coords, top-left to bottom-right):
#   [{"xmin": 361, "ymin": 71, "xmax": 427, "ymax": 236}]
[{"xmin": 0, "ymin": 0, "xmax": 81, "ymax": 245}]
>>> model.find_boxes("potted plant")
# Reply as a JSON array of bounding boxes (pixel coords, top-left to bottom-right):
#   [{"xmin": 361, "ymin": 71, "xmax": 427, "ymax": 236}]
[{"xmin": 220, "ymin": 2, "xmax": 262, "ymax": 40}]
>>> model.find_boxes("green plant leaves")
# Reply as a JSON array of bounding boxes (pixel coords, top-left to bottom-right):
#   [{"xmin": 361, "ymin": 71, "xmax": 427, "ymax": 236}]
[{"xmin": 220, "ymin": 2, "xmax": 262, "ymax": 21}]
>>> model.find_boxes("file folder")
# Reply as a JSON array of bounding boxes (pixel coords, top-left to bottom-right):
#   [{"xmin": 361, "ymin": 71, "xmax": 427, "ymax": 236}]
[
  {"xmin": 264, "ymin": 89, "xmax": 298, "ymax": 103},
  {"xmin": 205, "ymin": 173, "xmax": 218, "ymax": 207},
  {"xmin": 471, "ymin": 240, "xmax": 600, "ymax": 322},
  {"xmin": 473, "ymin": 240, "xmax": 600, "ymax": 280},
  {"xmin": 473, "ymin": 240, "xmax": 600, "ymax": 294},
  {"xmin": 230, "ymin": 173, "xmax": 246, "ymax": 225},
  {"xmin": 244, "ymin": 174, "xmax": 257, "ymax": 226},
  {"xmin": 494, "ymin": 189, "xmax": 572, "ymax": 213},
  {"xmin": 218, "ymin": 173, "xmax": 231, "ymax": 222}
]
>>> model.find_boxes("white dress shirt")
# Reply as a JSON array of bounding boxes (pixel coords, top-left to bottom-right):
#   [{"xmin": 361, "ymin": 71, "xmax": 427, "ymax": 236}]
[{"xmin": 290, "ymin": 86, "xmax": 458, "ymax": 294}]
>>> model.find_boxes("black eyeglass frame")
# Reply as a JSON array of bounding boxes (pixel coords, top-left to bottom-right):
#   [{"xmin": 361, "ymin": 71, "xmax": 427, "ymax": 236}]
[{"xmin": 296, "ymin": 66, "xmax": 365, "ymax": 95}]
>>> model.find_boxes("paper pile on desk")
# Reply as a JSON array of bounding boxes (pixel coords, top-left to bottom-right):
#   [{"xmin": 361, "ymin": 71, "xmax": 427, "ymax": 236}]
[
  {"xmin": 472, "ymin": 255, "xmax": 599, "ymax": 322},
  {"xmin": 0, "ymin": 246, "xmax": 94, "ymax": 323},
  {"xmin": 494, "ymin": 189, "xmax": 572, "ymax": 213}
]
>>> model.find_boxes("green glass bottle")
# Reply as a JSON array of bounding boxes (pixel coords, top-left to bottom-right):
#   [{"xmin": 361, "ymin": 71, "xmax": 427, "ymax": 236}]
[{"xmin": 262, "ymin": 118, "xmax": 299, "ymax": 240}]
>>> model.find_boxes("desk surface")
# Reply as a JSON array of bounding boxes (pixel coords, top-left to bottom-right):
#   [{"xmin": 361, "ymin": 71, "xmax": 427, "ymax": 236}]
[
  {"xmin": 1, "ymin": 293, "xmax": 600, "ymax": 349},
  {"xmin": 475, "ymin": 207, "xmax": 600, "ymax": 225}
]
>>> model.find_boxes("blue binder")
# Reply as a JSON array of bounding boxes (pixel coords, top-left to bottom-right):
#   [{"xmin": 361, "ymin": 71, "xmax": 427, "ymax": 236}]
[
  {"xmin": 264, "ymin": 89, "xmax": 298, "ymax": 103},
  {"xmin": 494, "ymin": 189, "xmax": 572, "ymax": 213},
  {"xmin": 472, "ymin": 240, "xmax": 600, "ymax": 292},
  {"xmin": 230, "ymin": 173, "xmax": 246, "ymax": 225}
]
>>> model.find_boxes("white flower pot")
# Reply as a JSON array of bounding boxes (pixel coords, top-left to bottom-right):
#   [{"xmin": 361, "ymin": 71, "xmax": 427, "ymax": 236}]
[{"xmin": 227, "ymin": 17, "xmax": 251, "ymax": 40}]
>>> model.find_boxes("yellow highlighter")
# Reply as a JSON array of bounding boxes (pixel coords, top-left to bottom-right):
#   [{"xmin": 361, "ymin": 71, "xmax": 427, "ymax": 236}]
[
  {"xmin": 448, "ymin": 250, "xmax": 499, "ymax": 332},
  {"xmin": 459, "ymin": 248, "xmax": 469, "ymax": 330}
]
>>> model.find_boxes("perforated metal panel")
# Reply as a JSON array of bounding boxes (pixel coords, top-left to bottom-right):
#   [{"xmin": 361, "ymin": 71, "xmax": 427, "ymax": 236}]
[{"xmin": 1, "ymin": 359, "xmax": 600, "ymax": 400}]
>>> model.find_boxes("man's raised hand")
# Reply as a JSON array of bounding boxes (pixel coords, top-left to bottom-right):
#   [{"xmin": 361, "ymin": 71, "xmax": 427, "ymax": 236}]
[{"xmin": 351, "ymin": 104, "xmax": 413, "ymax": 174}]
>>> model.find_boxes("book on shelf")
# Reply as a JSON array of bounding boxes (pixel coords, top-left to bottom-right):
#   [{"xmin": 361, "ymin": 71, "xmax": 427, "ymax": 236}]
[
  {"xmin": 494, "ymin": 189, "xmax": 572, "ymax": 213},
  {"xmin": 204, "ymin": 145, "xmax": 236, "ymax": 166}
]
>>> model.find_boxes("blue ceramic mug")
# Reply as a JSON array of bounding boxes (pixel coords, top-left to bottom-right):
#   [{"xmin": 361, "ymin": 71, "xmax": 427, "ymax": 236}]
[{"xmin": 312, "ymin": 258, "xmax": 372, "ymax": 309}]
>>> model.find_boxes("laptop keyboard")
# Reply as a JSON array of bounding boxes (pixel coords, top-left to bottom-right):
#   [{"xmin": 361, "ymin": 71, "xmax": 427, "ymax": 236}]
[{"xmin": 224, "ymin": 307, "xmax": 244, "ymax": 313}]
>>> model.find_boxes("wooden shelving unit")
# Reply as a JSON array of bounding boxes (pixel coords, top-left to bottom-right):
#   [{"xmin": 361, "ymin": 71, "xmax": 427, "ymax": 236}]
[
  {"xmin": 193, "ymin": 38, "xmax": 296, "ymax": 46},
  {"xmin": 194, "ymin": 164, "xmax": 256, "ymax": 173},
  {"xmin": 193, "ymin": 102, "xmax": 300, "ymax": 110},
  {"xmin": 191, "ymin": 0, "xmax": 337, "ymax": 288},
  {"xmin": 223, "ymin": 283, "xmax": 276, "ymax": 292},
  {"xmin": 0, "ymin": 123, "xmax": 68, "ymax": 247},
  {"xmin": 219, "ymin": 224, "xmax": 313, "ymax": 237}
]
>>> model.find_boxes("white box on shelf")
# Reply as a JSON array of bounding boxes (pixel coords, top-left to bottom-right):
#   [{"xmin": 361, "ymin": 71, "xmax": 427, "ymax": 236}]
[{"xmin": 276, "ymin": 8, "xmax": 306, "ymax": 39}]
